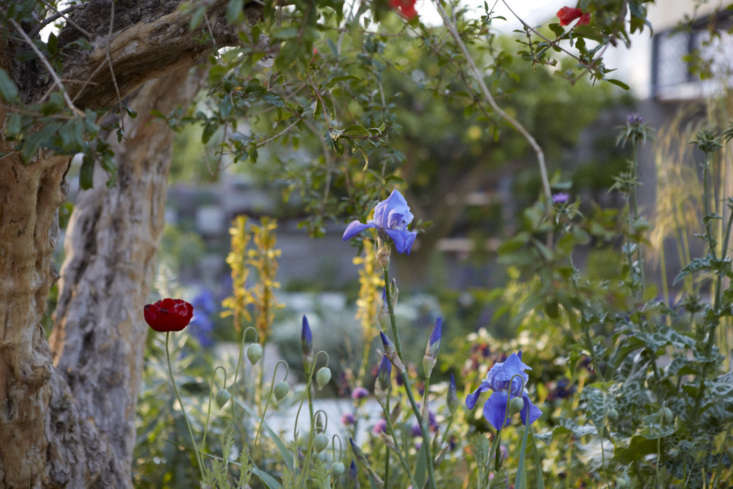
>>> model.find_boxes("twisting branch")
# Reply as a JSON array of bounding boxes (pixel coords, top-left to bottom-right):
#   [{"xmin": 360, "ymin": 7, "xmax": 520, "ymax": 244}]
[
  {"xmin": 432, "ymin": 0, "xmax": 553, "ymax": 203},
  {"xmin": 10, "ymin": 19, "xmax": 84, "ymax": 116},
  {"xmin": 31, "ymin": 3, "xmax": 83, "ymax": 36},
  {"xmin": 38, "ymin": 0, "xmax": 93, "ymax": 38},
  {"xmin": 105, "ymin": 0, "xmax": 124, "ymax": 127}
]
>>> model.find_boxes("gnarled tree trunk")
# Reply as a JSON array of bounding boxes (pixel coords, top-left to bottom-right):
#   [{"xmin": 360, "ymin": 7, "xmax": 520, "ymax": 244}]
[{"xmin": 0, "ymin": 1, "xmax": 252, "ymax": 486}]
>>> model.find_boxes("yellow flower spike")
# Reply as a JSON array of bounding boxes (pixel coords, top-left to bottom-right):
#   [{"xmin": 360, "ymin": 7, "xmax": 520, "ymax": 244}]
[
  {"xmin": 221, "ymin": 216, "xmax": 254, "ymax": 331},
  {"xmin": 354, "ymin": 236, "xmax": 385, "ymax": 359},
  {"xmin": 246, "ymin": 217, "xmax": 283, "ymax": 342}
]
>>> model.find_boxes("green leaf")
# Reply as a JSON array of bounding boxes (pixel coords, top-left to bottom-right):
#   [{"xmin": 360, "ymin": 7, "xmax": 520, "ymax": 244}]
[
  {"xmin": 515, "ymin": 422, "xmax": 531, "ymax": 489},
  {"xmin": 226, "ymin": 0, "xmax": 243, "ymax": 23},
  {"xmin": 413, "ymin": 439, "xmax": 428, "ymax": 489},
  {"xmin": 189, "ymin": 6, "xmax": 206, "ymax": 30},
  {"xmin": 606, "ymin": 79, "xmax": 630, "ymax": 90},
  {"xmin": 80, "ymin": 155, "xmax": 94, "ymax": 189},
  {"xmin": 0, "ymin": 68, "xmax": 19, "ymax": 103},
  {"xmin": 5, "ymin": 113, "xmax": 22, "ymax": 138},
  {"xmin": 47, "ymin": 32, "xmax": 58, "ymax": 55},
  {"xmin": 251, "ymin": 466, "xmax": 282, "ymax": 489},
  {"xmin": 614, "ymin": 435, "xmax": 658, "ymax": 464},
  {"xmin": 264, "ymin": 425, "xmax": 294, "ymax": 471},
  {"xmin": 529, "ymin": 431, "xmax": 544, "ymax": 489},
  {"xmin": 273, "ymin": 27, "xmax": 299, "ymax": 40},
  {"xmin": 548, "ymin": 23, "xmax": 564, "ymax": 37},
  {"xmin": 201, "ymin": 123, "xmax": 217, "ymax": 144}
]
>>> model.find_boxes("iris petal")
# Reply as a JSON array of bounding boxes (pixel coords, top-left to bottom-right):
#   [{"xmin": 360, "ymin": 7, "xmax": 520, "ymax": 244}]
[
  {"xmin": 385, "ymin": 228, "xmax": 417, "ymax": 254},
  {"xmin": 342, "ymin": 220, "xmax": 376, "ymax": 241},
  {"xmin": 483, "ymin": 391, "xmax": 511, "ymax": 431},
  {"xmin": 465, "ymin": 381, "xmax": 490, "ymax": 410},
  {"xmin": 373, "ymin": 190, "xmax": 411, "ymax": 228}
]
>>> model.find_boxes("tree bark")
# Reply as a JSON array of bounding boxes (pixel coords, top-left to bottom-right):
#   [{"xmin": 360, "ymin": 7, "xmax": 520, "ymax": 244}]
[
  {"xmin": 51, "ymin": 65, "xmax": 205, "ymax": 488},
  {"xmin": 0, "ymin": 0, "xmax": 249, "ymax": 486},
  {"xmin": 0, "ymin": 64, "xmax": 204, "ymax": 489}
]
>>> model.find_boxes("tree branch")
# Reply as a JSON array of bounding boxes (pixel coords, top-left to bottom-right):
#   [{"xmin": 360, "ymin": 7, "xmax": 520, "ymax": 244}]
[
  {"xmin": 10, "ymin": 19, "xmax": 84, "ymax": 116},
  {"xmin": 432, "ymin": 0, "xmax": 553, "ymax": 203}
]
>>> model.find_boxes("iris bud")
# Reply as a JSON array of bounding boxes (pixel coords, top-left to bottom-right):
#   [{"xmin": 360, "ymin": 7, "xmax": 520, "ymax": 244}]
[
  {"xmin": 247, "ymin": 343, "xmax": 263, "ymax": 364},
  {"xmin": 301, "ymin": 315, "xmax": 313, "ymax": 358},
  {"xmin": 274, "ymin": 381, "xmax": 289, "ymax": 401},
  {"xmin": 447, "ymin": 373, "xmax": 458, "ymax": 413},
  {"xmin": 316, "ymin": 367, "xmax": 332, "ymax": 390},
  {"xmin": 314, "ymin": 433, "xmax": 329, "ymax": 452},
  {"xmin": 215, "ymin": 389, "xmax": 231, "ymax": 408}
]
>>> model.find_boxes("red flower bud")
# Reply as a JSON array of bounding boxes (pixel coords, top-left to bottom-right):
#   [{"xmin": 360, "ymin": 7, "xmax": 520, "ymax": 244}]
[
  {"xmin": 556, "ymin": 6, "xmax": 584, "ymax": 26},
  {"xmin": 577, "ymin": 12, "xmax": 591, "ymax": 25},
  {"xmin": 144, "ymin": 298, "xmax": 194, "ymax": 332},
  {"xmin": 389, "ymin": 0, "xmax": 418, "ymax": 20}
]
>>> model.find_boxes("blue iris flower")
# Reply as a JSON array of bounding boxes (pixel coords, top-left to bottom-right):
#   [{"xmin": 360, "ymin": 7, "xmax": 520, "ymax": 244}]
[
  {"xmin": 189, "ymin": 313, "xmax": 214, "ymax": 347},
  {"xmin": 465, "ymin": 352, "xmax": 542, "ymax": 431},
  {"xmin": 342, "ymin": 189, "xmax": 418, "ymax": 254},
  {"xmin": 192, "ymin": 289, "xmax": 217, "ymax": 315}
]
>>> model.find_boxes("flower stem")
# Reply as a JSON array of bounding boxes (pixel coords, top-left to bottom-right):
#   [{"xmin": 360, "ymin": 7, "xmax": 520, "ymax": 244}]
[
  {"xmin": 383, "ymin": 268, "xmax": 437, "ymax": 489},
  {"xmin": 378, "ymin": 397, "xmax": 420, "ymax": 489},
  {"xmin": 165, "ymin": 332, "xmax": 205, "ymax": 479},
  {"xmin": 384, "ymin": 387, "xmax": 391, "ymax": 489}
]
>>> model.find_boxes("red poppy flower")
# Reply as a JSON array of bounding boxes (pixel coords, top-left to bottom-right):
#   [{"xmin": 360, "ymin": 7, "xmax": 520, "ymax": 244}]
[
  {"xmin": 556, "ymin": 6, "xmax": 585, "ymax": 26},
  {"xmin": 389, "ymin": 0, "xmax": 418, "ymax": 20},
  {"xmin": 144, "ymin": 298, "xmax": 194, "ymax": 332}
]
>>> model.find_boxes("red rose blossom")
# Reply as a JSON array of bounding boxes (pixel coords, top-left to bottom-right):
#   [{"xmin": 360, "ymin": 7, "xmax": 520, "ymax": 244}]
[
  {"xmin": 144, "ymin": 298, "xmax": 194, "ymax": 332},
  {"xmin": 556, "ymin": 6, "xmax": 586, "ymax": 26},
  {"xmin": 389, "ymin": 0, "xmax": 418, "ymax": 20}
]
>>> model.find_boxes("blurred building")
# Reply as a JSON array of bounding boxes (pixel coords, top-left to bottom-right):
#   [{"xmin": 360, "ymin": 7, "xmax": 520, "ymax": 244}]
[{"xmin": 605, "ymin": 1, "xmax": 732, "ymax": 101}]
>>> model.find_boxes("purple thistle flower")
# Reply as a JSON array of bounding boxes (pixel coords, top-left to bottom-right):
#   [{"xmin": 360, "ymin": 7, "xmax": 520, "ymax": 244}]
[
  {"xmin": 552, "ymin": 192, "xmax": 570, "ymax": 204},
  {"xmin": 372, "ymin": 418, "xmax": 387, "ymax": 435},
  {"xmin": 351, "ymin": 387, "xmax": 369, "ymax": 400},
  {"xmin": 627, "ymin": 113, "xmax": 644, "ymax": 125},
  {"xmin": 343, "ymin": 189, "xmax": 418, "ymax": 254},
  {"xmin": 301, "ymin": 315, "xmax": 312, "ymax": 357}
]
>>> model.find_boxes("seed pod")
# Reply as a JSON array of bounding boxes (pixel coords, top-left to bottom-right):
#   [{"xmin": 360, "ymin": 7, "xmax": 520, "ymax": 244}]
[
  {"xmin": 509, "ymin": 396, "xmax": 525, "ymax": 415},
  {"xmin": 332, "ymin": 462, "xmax": 345, "ymax": 475},
  {"xmin": 316, "ymin": 367, "xmax": 332, "ymax": 390},
  {"xmin": 247, "ymin": 343, "xmax": 263, "ymax": 364},
  {"xmin": 274, "ymin": 381, "xmax": 289, "ymax": 401},
  {"xmin": 215, "ymin": 389, "xmax": 231, "ymax": 408},
  {"xmin": 313, "ymin": 433, "xmax": 329, "ymax": 452},
  {"xmin": 607, "ymin": 408, "xmax": 619, "ymax": 421}
]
